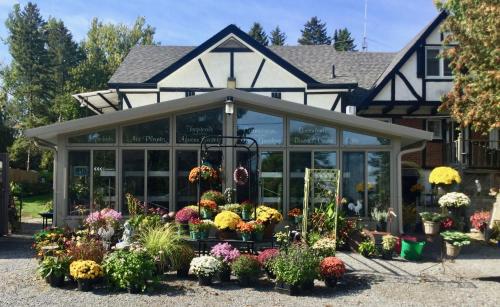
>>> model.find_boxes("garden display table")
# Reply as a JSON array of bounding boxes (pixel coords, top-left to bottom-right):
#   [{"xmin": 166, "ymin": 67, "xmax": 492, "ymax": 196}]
[
  {"xmin": 186, "ymin": 238, "xmax": 275, "ymax": 255},
  {"xmin": 39, "ymin": 212, "xmax": 53, "ymax": 228}
]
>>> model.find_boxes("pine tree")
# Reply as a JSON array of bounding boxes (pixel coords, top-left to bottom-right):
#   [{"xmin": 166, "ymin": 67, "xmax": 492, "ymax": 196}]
[
  {"xmin": 248, "ymin": 22, "xmax": 269, "ymax": 46},
  {"xmin": 270, "ymin": 26, "xmax": 286, "ymax": 46},
  {"xmin": 333, "ymin": 28, "xmax": 357, "ymax": 51},
  {"xmin": 298, "ymin": 16, "xmax": 331, "ymax": 45}
]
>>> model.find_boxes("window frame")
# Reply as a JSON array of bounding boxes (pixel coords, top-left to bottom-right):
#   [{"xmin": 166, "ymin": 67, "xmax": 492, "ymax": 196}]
[
  {"xmin": 426, "ymin": 119, "xmax": 443, "ymax": 140},
  {"xmin": 425, "ymin": 46, "xmax": 452, "ymax": 78}
]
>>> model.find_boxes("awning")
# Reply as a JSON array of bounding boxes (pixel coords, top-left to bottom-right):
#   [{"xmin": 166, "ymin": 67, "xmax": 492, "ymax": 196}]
[{"xmin": 72, "ymin": 89, "xmax": 120, "ymax": 114}]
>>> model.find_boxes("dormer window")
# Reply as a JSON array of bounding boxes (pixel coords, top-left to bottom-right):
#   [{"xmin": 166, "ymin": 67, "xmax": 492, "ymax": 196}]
[{"xmin": 426, "ymin": 47, "xmax": 452, "ymax": 78}]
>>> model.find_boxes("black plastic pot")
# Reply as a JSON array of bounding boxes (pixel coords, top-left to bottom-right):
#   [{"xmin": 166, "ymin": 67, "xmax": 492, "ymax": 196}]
[
  {"xmin": 127, "ymin": 285, "xmax": 140, "ymax": 294},
  {"xmin": 237, "ymin": 276, "xmax": 257, "ymax": 287},
  {"xmin": 301, "ymin": 279, "xmax": 314, "ymax": 291},
  {"xmin": 45, "ymin": 274, "xmax": 64, "ymax": 288},
  {"xmin": 218, "ymin": 266, "xmax": 231, "ymax": 282},
  {"xmin": 198, "ymin": 275, "xmax": 213, "ymax": 286},
  {"xmin": 381, "ymin": 249, "xmax": 393, "ymax": 260},
  {"xmin": 265, "ymin": 268, "xmax": 276, "ymax": 279},
  {"xmin": 275, "ymin": 281, "xmax": 301, "ymax": 296},
  {"xmin": 176, "ymin": 266, "xmax": 190, "ymax": 278},
  {"xmin": 324, "ymin": 276, "xmax": 338, "ymax": 288},
  {"xmin": 77, "ymin": 279, "xmax": 93, "ymax": 292}
]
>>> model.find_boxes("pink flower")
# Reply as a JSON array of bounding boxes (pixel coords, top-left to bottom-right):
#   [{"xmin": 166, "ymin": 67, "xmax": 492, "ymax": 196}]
[{"xmin": 210, "ymin": 242, "xmax": 240, "ymax": 263}]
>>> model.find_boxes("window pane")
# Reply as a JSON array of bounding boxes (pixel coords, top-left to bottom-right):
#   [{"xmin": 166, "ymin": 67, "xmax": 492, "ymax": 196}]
[
  {"xmin": 289, "ymin": 152, "xmax": 311, "ymax": 210},
  {"xmin": 68, "ymin": 151, "xmax": 90, "ymax": 215},
  {"xmin": 123, "ymin": 118, "xmax": 169, "ymax": 144},
  {"xmin": 290, "ymin": 120, "xmax": 336, "ymax": 145},
  {"xmin": 122, "ymin": 150, "xmax": 145, "ymax": 214},
  {"xmin": 261, "ymin": 152, "xmax": 283, "ymax": 211},
  {"xmin": 314, "ymin": 152, "xmax": 337, "ymax": 169},
  {"xmin": 343, "ymin": 131, "xmax": 390, "ymax": 145},
  {"xmin": 426, "ymin": 49, "xmax": 440, "ymax": 76},
  {"xmin": 368, "ymin": 152, "xmax": 391, "ymax": 215},
  {"xmin": 176, "ymin": 108, "xmax": 223, "ymax": 143},
  {"xmin": 147, "ymin": 150, "xmax": 169, "ymax": 209},
  {"xmin": 342, "ymin": 152, "xmax": 365, "ymax": 217},
  {"xmin": 427, "ymin": 120, "xmax": 442, "ymax": 139},
  {"xmin": 93, "ymin": 150, "xmax": 116, "ymax": 210},
  {"xmin": 237, "ymin": 108, "xmax": 283, "ymax": 145},
  {"xmin": 176, "ymin": 150, "xmax": 198, "ymax": 209},
  {"xmin": 443, "ymin": 57, "xmax": 452, "ymax": 76},
  {"xmin": 69, "ymin": 129, "xmax": 115, "ymax": 144}
]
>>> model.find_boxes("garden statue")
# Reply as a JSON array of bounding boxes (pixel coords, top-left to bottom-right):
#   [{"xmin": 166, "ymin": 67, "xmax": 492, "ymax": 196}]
[
  {"xmin": 115, "ymin": 220, "xmax": 134, "ymax": 250},
  {"xmin": 348, "ymin": 200, "xmax": 363, "ymax": 216},
  {"xmin": 98, "ymin": 226, "xmax": 114, "ymax": 250}
]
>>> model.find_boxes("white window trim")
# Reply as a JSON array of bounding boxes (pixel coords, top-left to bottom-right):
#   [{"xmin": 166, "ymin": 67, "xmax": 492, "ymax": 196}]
[
  {"xmin": 425, "ymin": 46, "xmax": 452, "ymax": 79},
  {"xmin": 426, "ymin": 119, "xmax": 442, "ymax": 140}
]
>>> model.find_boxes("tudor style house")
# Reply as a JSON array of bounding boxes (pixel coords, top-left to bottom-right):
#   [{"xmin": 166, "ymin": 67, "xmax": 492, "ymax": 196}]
[{"xmin": 25, "ymin": 11, "xmax": 497, "ymax": 232}]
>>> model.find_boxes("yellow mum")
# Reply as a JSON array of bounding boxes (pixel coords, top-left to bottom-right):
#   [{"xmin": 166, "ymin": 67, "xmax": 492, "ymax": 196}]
[
  {"xmin": 255, "ymin": 205, "xmax": 283, "ymax": 224},
  {"xmin": 214, "ymin": 211, "xmax": 241, "ymax": 230},
  {"xmin": 70, "ymin": 260, "xmax": 103, "ymax": 280},
  {"xmin": 429, "ymin": 166, "xmax": 461, "ymax": 185}
]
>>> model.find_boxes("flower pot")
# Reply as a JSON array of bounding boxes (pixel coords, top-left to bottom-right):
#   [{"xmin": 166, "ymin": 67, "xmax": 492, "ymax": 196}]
[
  {"xmin": 423, "ymin": 221, "xmax": 440, "ymax": 235},
  {"xmin": 127, "ymin": 285, "xmax": 140, "ymax": 294},
  {"xmin": 294, "ymin": 215, "xmax": 303, "ymax": 225},
  {"xmin": 177, "ymin": 223, "xmax": 189, "ymax": 235},
  {"xmin": 217, "ymin": 230, "xmax": 237, "ymax": 240},
  {"xmin": 263, "ymin": 223, "xmax": 276, "ymax": 240},
  {"xmin": 77, "ymin": 279, "xmax": 93, "ymax": 292},
  {"xmin": 253, "ymin": 231, "xmax": 264, "ymax": 242},
  {"xmin": 240, "ymin": 232, "xmax": 252, "ymax": 241},
  {"xmin": 324, "ymin": 276, "xmax": 338, "ymax": 288},
  {"xmin": 218, "ymin": 265, "xmax": 231, "ymax": 282},
  {"xmin": 381, "ymin": 249, "xmax": 393, "ymax": 260},
  {"xmin": 46, "ymin": 274, "xmax": 64, "ymax": 288},
  {"xmin": 301, "ymin": 279, "xmax": 314, "ymax": 291},
  {"xmin": 190, "ymin": 230, "xmax": 200, "ymax": 240},
  {"xmin": 237, "ymin": 276, "xmax": 257, "ymax": 287},
  {"xmin": 445, "ymin": 242, "xmax": 461, "ymax": 258},
  {"xmin": 275, "ymin": 281, "xmax": 301, "ymax": 296},
  {"xmin": 176, "ymin": 266, "xmax": 189, "ymax": 278},
  {"xmin": 198, "ymin": 275, "xmax": 213, "ymax": 286},
  {"xmin": 199, "ymin": 230, "xmax": 209, "ymax": 239},
  {"xmin": 265, "ymin": 268, "xmax": 276, "ymax": 279},
  {"xmin": 376, "ymin": 221, "xmax": 387, "ymax": 232},
  {"xmin": 201, "ymin": 209, "xmax": 212, "ymax": 219},
  {"xmin": 241, "ymin": 209, "xmax": 251, "ymax": 220}
]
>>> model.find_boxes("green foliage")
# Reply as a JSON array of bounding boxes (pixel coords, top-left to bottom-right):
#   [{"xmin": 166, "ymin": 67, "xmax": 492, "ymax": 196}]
[
  {"xmin": 435, "ymin": 0, "xmax": 500, "ymax": 133},
  {"xmin": 371, "ymin": 208, "xmax": 387, "ymax": 223},
  {"xmin": 129, "ymin": 214, "xmax": 163, "ymax": 235},
  {"xmin": 306, "ymin": 231, "xmax": 322, "ymax": 246},
  {"xmin": 103, "ymin": 250, "xmax": 157, "ymax": 292},
  {"xmin": 382, "ymin": 235, "xmax": 397, "ymax": 251},
  {"xmin": 248, "ymin": 22, "xmax": 269, "ymax": 46},
  {"xmin": 419, "ymin": 211, "xmax": 443, "ymax": 222},
  {"xmin": 37, "ymin": 256, "xmax": 69, "ymax": 278},
  {"xmin": 298, "ymin": 16, "xmax": 331, "ymax": 45},
  {"xmin": 440, "ymin": 231, "xmax": 471, "ymax": 247},
  {"xmin": 231, "ymin": 255, "xmax": 261, "ymax": 281},
  {"xmin": 270, "ymin": 26, "xmax": 286, "ymax": 46},
  {"xmin": 272, "ymin": 244, "xmax": 320, "ymax": 286},
  {"xmin": 333, "ymin": 28, "xmax": 356, "ymax": 51},
  {"xmin": 358, "ymin": 240, "xmax": 377, "ymax": 257}
]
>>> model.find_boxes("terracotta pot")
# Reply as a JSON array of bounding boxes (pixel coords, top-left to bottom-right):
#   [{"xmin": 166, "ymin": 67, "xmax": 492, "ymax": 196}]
[
  {"xmin": 423, "ymin": 221, "xmax": 440, "ymax": 235},
  {"xmin": 445, "ymin": 242, "xmax": 461, "ymax": 258}
]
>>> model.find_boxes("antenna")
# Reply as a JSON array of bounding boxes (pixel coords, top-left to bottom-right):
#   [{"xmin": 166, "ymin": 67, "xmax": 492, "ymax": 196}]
[{"xmin": 362, "ymin": 0, "xmax": 368, "ymax": 51}]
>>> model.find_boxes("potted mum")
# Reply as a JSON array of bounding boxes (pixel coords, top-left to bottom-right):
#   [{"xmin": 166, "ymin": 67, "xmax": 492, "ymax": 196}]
[
  {"xmin": 312, "ymin": 237, "xmax": 337, "ymax": 258},
  {"xmin": 381, "ymin": 234, "xmax": 397, "ymax": 260},
  {"xmin": 201, "ymin": 190, "xmax": 225, "ymax": 207},
  {"xmin": 240, "ymin": 200, "xmax": 253, "ymax": 220},
  {"xmin": 254, "ymin": 205, "xmax": 283, "ymax": 239},
  {"xmin": 214, "ymin": 210, "xmax": 241, "ymax": 240},
  {"xmin": 429, "ymin": 166, "xmax": 461, "ymax": 193},
  {"xmin": 231, "ymin": 255, "xmax": 261, "ymax": 287},
  {"xmin": 199, "ymin": 199, "xmax": 217, "ymax": 219},
  {"xmin": 70, "ymin": 260, "xmax": 103, "ymax": 291},
  {"xmin": 419, "ymin": 212, "xmax": 443, "ymax": 235},
  {"xmin": 250, "ymin": 220, "xmax": 265, "ymax": 241},
  {"xmin": 439, "ymin": 192, "xmax": 470, "ymax": 231},
  {"xmin": 37, "ymin": 256, "xmax": 69, "ymax": 287},
  {"xmin": 288, "ymin": 208, "xmax": 303, "ymax": 224},
  {"xmin": 190, "ymin": 255, "xmax": 222, "ymax": 286},
  {"xmin": 319, "ymin": 257, "xmax": 346, "ymax": 287},
  {"xmin": 440, "ymin": 231, "xmax": 471, "ymax": 258},
  {"xmin": 236, "ymin": 221, "xmax": 254, "ymax": 241},
  {"xmin": 175, "ymin": 207, "xmax": 199, "ymax": 235},
  {"xmin": 257, "ymin": 248, "xmax": 279, "ymax": 279},
  {"xmin": 210, "ymin": 242, "xmax": 240, "ymax": 282},
  {"xmin": 470, "ymin": 211, "xmax": 491, "ymax": 234},
  {"xmin": 189, "ymin": 218, "xmax": 202, "ymax": 239}
]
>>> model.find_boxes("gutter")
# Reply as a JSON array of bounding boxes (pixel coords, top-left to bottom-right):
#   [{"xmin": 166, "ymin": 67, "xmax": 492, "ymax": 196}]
[{"xmin": 397, "ymin": 140, "xmax": 427, "ymax": 234}]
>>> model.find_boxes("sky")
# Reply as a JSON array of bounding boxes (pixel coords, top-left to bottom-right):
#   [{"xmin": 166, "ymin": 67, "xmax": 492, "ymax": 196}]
[{"xmin": 0, "ymin": 0, "xmax": 440, "ymax": 64}]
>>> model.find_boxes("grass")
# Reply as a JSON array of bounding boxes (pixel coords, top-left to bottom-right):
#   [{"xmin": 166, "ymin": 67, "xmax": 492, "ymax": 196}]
[{"xmin": 17, "ymin": 194, "xmax": 52, "ymax": 219}]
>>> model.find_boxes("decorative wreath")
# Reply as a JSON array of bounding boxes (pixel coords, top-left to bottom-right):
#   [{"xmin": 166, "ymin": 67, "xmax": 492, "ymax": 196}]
[{"xmin": 233, "ymin": 166, "xmax": 249, "ymax": 186}]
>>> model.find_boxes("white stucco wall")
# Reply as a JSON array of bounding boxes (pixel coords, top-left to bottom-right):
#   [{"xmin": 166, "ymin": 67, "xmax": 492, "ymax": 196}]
[
  {"xmin": 234, "ymin": 52, "xmax": 264, "ymax": 88},
  {"xmin": 160, "ymin": 92, "xmax": 185, "ymax": 102},
  {"xmin": 426, "ymin": 81, "xmax": 452, "ymax": 101},
  {"xmin": 281, "ymin": 92, "xmax": 304, "ymax": 105},
  {"xmin": 200, "ymin": 52, "xmax": 230, "ymax": 88},
  {"xmin": 373, "ymin": 82, "xmax": 391, "ymax": 101},
  {"xmin": 126, "ymin": 93, "xmax": 157, "ymax": 108},
  {"xmin": 307, "ymin": 93, "xmax": 338, "ymax": 110}
]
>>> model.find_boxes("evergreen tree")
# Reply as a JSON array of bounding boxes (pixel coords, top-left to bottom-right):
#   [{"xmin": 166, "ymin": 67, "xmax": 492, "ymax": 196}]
[
  {"xmin": 248, "ymin": 22, "xmax": 269, "ymax": 46},
  {"xmin": 0, "ymin": 88, "xmax": 13, "ymax": 153},
  {"xmin": 270, "ymin": 26, "xmax": 286, "ymax": 46},
  {"xmin": 333, "ymin": 28, "xmax": 357, "ymax": 51},
  {"xmin": 298, "ymin": 16, "xmax": 331, "ymax": 45}
]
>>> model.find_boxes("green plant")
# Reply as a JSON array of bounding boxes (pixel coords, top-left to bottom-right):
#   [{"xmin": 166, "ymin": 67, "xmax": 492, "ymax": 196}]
[
  {"xmin": 169, "ymin": 244, "xmax": 196, "ymax": 271},
  {"xmin": 129, "ymin": 214, "xmax": 163, "ymax": 236},
  {"xmin": 371, "ymin": 208, "xmax": 387, "ymax": 223},
  {"xmin": 382, "ymin": 235, "xmax": 397, "ymax": 251},
  {"xmin": 37, "ymin": 256, "xmax": 69, "ymax": 279},
  {"xmin": 66, "ymin": 237, "xmax": 106, "ymax": 264},
  {"xmin": 231, "ymin": 255, "xmax": 261, "ymax": 282},
  {"xmin": 358, "ymin": 240, "xmax": 377, "ymax": 257},
  {"xmin": 419, "ymin": 212, "xmax": 443, "ymax": 223},
  {"xmin": 272, "ymin": 244, "xmax": 320, "ymax": 286},
  {"xmin": 306, "ymin": 231, "xmax": 322, "ymax": 246},
  {"xmin": 201, "ymin": 190, "xmax": 225, "ymax": 207},
  {"xmin": 440, "ymin": 231, "xmax": 471, "ymax": 247},
  {"xmin": 103, "ymin": 250, "xmax": 156, "ymax": 292}
]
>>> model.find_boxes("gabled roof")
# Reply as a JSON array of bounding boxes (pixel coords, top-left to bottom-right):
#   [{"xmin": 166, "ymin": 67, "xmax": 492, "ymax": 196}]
[{"xmin": 25, "ymin": 89, "xmax": 432, "ymax": 146}]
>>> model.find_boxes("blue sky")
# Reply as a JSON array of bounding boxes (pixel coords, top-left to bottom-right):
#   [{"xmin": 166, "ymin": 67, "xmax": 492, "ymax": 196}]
[{"xmin": 0, "ymin": 0, "xmax": 440, "ymax": 64}]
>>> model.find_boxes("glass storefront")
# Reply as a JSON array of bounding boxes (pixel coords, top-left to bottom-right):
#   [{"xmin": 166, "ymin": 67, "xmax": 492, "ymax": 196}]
[
  {"xmin": 93, "ymin": 150, "xmax": 116, "ymax": 210},
  {"xmin": 68, "ymin": 151, "xmax": 91, "ymax": 214}
]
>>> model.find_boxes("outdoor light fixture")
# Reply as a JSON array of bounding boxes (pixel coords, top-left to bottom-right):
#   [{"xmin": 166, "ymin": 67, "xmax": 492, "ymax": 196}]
[
  {"xmin": 225, "ymin": 96, "xmax": 234, "ymax": 115},
  {"xmin": 80, "ymin": 100, "xmax": 86, "ymax": 108}
]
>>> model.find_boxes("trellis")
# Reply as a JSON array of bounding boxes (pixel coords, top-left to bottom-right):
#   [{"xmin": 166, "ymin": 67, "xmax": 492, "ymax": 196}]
[{"xmin": 302, "ymin": 168, "xmax": 341, "ymax": 239}]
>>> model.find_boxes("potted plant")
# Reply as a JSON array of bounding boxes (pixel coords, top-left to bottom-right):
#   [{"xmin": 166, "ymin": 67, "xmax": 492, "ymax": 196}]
[
  {"xmin": 210, "ymin": 242, "xmax": 240, "ymax": 282},
  {"xmin": 288, "ymin": 208, "xmax": 303, "ymax": 224},
  {"xmin": 272, "ymin": 244, "xmax": 319, "ymax": 295},
  {"xmin": 200, "ymin": 190, "xmax": 225, "ymax": 207},
  {"xmin": 37, "ymin": 256, "xmax": 69, "ymax": 287},
  {"xmin": 312, "ymin": 237, "xmax": 337, "ymax": 258},
  {"xmin": 257, "ymin": 248, "xmax": 279, "ymax": 279},
  {"xmin": 199, "ymin": 220, "xmax": 213, "ymax": 239},
  {"xmin": 236, "ymin": 221, "xmax": 254, "ymax": 241},
  {"xmin": 175, "ymin": 207, "xmax": 199, "ymax": 235},
  {"xmin": 470, "ymin": 211, "xmax": 491, "ymax": 234},
  {"xmin": 188, "ymin": 165, "xmax": 219, "ymax": 184},
  {"xmin": 69, "ymin": 260, "xmax": 103, "ymax": 291},
  {"xmin": 440, "ymin": 231, "xmax": 471, "ymax": 258},
  {"xmin": 214, "ymin": 210, "xmax": 241, "ymax": 240},
  {"xmin": 250, "ymin": 220, "xmax": 265, "ymax": 241},
  {"xmin": 190, "ymin": 255, "xmax": 222, "ymax": 286},
  {"xmin": 254, "ymin": 205, "xmax": 283, "ymax": 239},
  {"xmin": 170, "ymin": 244, "xmax": 196, "ymax": 278},
  {"xmin": 103, "ymin": 250, "xmax": 156, "ymax": 293},
  {"xmin": 240, "ymin": 201, "xmax": 253, "ymax": 220},
  {"xmin": 199, "ymin": 199, "xmax": 217, "ymax": 219},
  {"xmin": 419, "ymin": 212, "xmax": 443, "ymax": 235},
  {"xmin": 231, "ymin": 255, "xmax": 261, "ymax": 287},
  {"xmin": 438, "ymin": 192, "xmax": 471, "ymax": 230},
  {"xmin": 381, "ymin": 234, "xmax": 397, "ymax": 260},
  {"xmin": 371, "ymin": 208, "xmax": 388, "ymax": 231},
  {"xmin": 358, "ymin": 240, "xmax": 377, "ymax": 258},
  {"xmin": 319, "ymin": 257, "xmax": 346, "ymax": 287},
  {"xmin": 189, "ymin": 218, "xmax": 202, "ymax": 239}
]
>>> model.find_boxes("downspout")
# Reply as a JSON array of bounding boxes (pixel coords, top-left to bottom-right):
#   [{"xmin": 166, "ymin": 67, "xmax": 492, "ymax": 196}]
[
  {"xmin": 33, "ymin": 137, "xmax": 57, "ymax": 227},
  {"xmin": 397, "ymin": 141, "xmax": 427, "ymax": 234}
]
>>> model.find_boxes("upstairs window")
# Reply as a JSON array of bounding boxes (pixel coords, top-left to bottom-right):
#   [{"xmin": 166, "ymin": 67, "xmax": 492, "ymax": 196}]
[
  {"xmin": 426, "ymin": 119, "xmax": 442, "ymax": 140},
  {"xmin": 426, "ymin": 47, "xmax": 452, "ymax": 78}
]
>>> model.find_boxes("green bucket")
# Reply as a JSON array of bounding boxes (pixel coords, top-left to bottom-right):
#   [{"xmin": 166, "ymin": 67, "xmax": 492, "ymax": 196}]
[{"xmin": 400, "ymin": 240, "xmax": 425, "ymax": 261}]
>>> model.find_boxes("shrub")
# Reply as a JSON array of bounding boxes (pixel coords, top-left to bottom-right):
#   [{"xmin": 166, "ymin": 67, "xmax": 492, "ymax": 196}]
[
  {"xmin": 358, "ymin": 240, "xmax": 377, "ymax": 257},
  {"xmin": 103, "ymin": 250, "xmax": 156, "ymax": 292},
  {"xmin": 257, "ymin": 248, "xmax": 279, "ymax": 272},
  {"xmin": 470, "ymin": 211, "xmax": 491, "ymax": 231},
  {"xmin": 70, "ymin": 260, "xmax": 103, "ymax": 280},
  {"xmin": 272, "ymin": 244, "xmax": 319, "ymax": 286},
  {"xmin": 214, "ymin": 211, "xmax": 241, "ymax": 231},
  {"xmin": 231, "ymin": 255, "xmax": 261, "ymax": 281},
  {"xmin": 190, "ymin": 256, "xmax": 222, "ymax": 278},
  {"xmin": 319, "ymin": 257, "xmax": 346, "ymax": 279},
  {"xmin": 37, "ymin": 256, "xmax": 70, "ymax": 279}
]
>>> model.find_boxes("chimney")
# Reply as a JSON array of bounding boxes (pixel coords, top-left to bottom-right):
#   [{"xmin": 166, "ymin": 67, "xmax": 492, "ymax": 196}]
[{"xmin": 331, "ymin": 65, "xmax": 336, "ymax": 78}]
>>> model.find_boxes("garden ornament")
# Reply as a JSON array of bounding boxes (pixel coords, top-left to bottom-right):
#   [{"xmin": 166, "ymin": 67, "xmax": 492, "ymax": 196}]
[{"xmin": 115, "ymin": 220, "xmax": 133, "ymax": 250}]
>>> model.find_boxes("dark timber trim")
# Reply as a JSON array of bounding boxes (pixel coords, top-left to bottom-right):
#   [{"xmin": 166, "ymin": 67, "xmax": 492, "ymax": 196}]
[
  {"xmin": 198, "ymin": 59, "xmax": 213, "ymax": 88},
  {"xmin": 97, "ymin": 93, "xmax": 119, "ymax": 110},
  {"xmin": 425, "ymin": 78, "xmax": 453, "ymax": 82},
  {"xmin": 108, "ymin": 83, "xmax": 157, "ymax": 89},
  {"xmin": 390, "ymin": 76, "xmax": 396, "ymax": 101},
  {"xmin": 307, "ymin": 83, "xmax": 357, "ymax": 90},
  {"xmin": 230, "ymin": 52, "xmax": 234, "ymax": 79},
  {"xmin": 211, "ymin": 47, "xmax": 252, "ymax": 53},
  {"xmin": 156, "ymin": 92, "xmax": 160, "ymax": 103},
  {"xmin": 331, "ymin": 94, "xmax": 341, "ymax": 111},
  {"xmin": 122, "ymin": 94, "xmax": 132, "ymax": 109},
  {"xmin": 304, "ymin": 92, "xmax": 307, "ymax": 105},
  {"xmin": 406, "ymin": 105, "xmax": 419, "ymax": 115},
  {"xmin": 422, "ymin": 79, "xmax": 426, "ymax": 101},
  {"xmin": 78, "ymin": 95, "xmax": 103, "ymax": 114},
  {"xmin": 396, "ymin": 71, "xmax": 423, "ymax": 101},
  {"xmin": 382, "ymin": 105, "xmax": 394, "ymax": 114},
  {"xmin": 160, "ymin": 87, "xmax": 222, "ymax": 92},
  {"xmin": 239, "ymin": 87, "xmax": 305, "ymax": 92},
  {"xmin": 251, "ymin": 59, "xmax": 266, "ymax": 88}
]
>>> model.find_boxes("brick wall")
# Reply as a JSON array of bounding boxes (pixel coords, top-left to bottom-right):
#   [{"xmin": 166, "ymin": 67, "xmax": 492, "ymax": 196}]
[{"xmin": 394, "ymin": 118, "xmax": 424, "ymax": 167}]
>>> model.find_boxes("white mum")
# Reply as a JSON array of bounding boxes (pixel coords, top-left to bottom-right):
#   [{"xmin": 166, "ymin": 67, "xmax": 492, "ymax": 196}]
[
  {"xmin": 190, "ymin": 256, "xmax": 221, "ymax": 278},
  {"xmin": 438, "ymin": 192, "xmax": 471, "ymax": 208}
]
